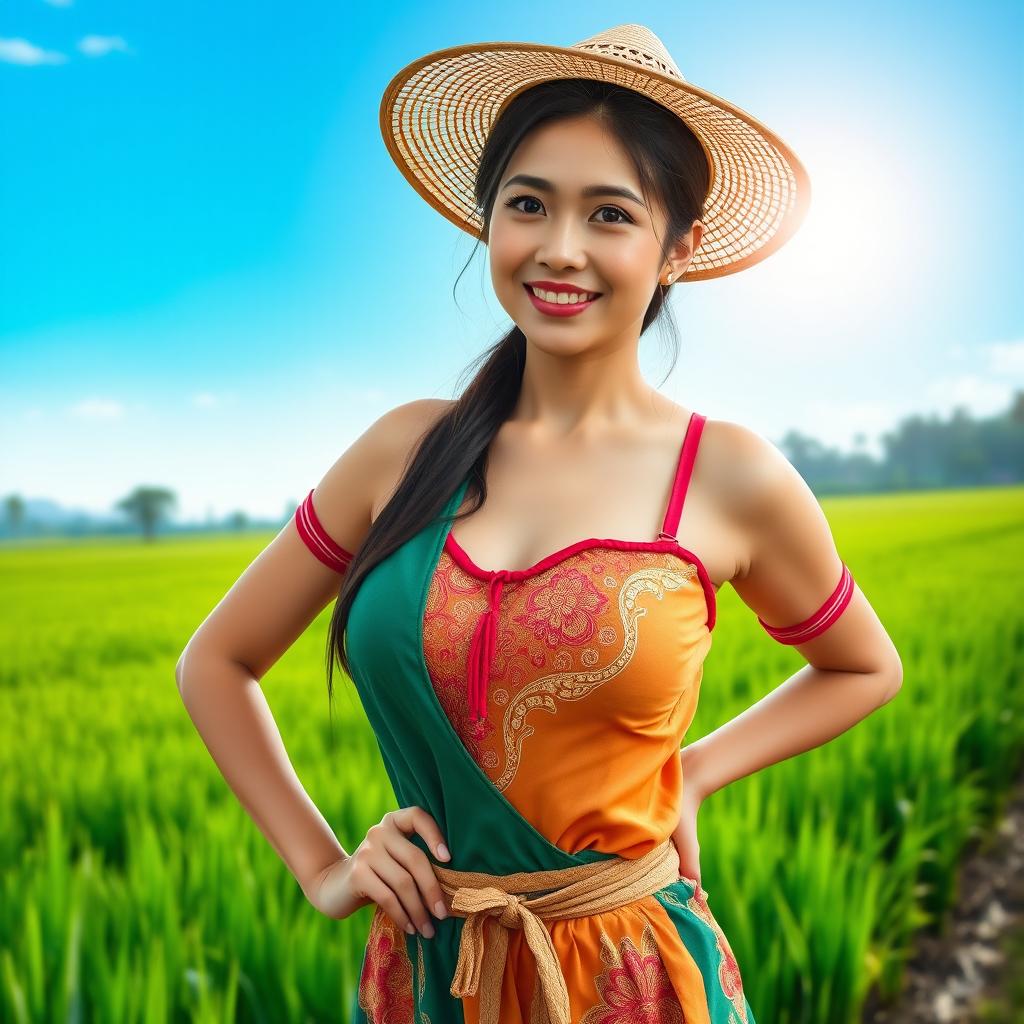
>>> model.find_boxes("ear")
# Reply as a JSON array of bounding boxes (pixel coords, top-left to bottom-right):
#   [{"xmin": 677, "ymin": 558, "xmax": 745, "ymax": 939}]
[{"xmin": 666, "ymin": 220, "xmax": 704, "ymax": 279}]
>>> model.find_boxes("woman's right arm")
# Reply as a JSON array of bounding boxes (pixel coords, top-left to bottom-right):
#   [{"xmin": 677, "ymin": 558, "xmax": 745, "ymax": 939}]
[{"xmin": 174, "ymin": 398, "xmax": 455, "ymax": 935}]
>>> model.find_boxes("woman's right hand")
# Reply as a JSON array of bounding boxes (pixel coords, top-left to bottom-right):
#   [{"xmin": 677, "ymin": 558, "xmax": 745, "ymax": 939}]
[{"xmin": 305, "ymin": 806, "xmax": 452, "ymax": 938}]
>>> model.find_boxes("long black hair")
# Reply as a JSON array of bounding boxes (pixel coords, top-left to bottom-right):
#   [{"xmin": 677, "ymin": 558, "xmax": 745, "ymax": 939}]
[{"xmin": 325, "ymin": 77, "xmax": 710, "ymax": 704}]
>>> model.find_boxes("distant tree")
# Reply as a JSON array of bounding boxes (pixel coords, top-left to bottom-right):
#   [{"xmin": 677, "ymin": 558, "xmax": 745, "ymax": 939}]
[
  {"xmin": 226, "ymin": 510, "xmax": 249, "ymax": 531},
  {"xmin": 114, "ymin": 486, "xmax": 177, "ymax": 542},
  {"xmin": 4, "ymin": 494, "xmax": 25, "ymax": 533},
  {"xmin": 1011, "ymin": 389, "xmax": 1024, "ymax": 426}
]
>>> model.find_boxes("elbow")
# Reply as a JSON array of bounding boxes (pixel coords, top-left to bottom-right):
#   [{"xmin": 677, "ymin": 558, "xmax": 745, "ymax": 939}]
[
  {"xmin": 876, "ymin": 656, "xmax": 904, "ymax": 704},
  {"xmin": 175, "ymin": 631, "xmax": 216, "ymax": 696},
  {"xmin": 175, "ymin": 637, "xmax": 198, "ymax": 695}
]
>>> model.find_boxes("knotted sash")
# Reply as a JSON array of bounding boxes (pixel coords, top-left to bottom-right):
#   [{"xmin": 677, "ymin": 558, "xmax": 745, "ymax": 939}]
[{"xmin": 433, "ymin": 837, "xmax": 682, "ymax": 1024}]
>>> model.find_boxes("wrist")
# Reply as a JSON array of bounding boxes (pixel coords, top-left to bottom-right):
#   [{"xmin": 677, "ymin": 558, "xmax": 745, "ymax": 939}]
[
  {"xmin": 300, "ymin": 853, "xmax": 348, "ymax": 903},
  {"xmin": 679, "ymin": 744, "xmax": 711, "ymax": 802}
]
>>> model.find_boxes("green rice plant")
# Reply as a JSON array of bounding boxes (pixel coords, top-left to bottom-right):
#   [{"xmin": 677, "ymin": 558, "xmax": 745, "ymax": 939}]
[{"xmin": 1, "ymin": 484, "xmax": 1021, "ymax": 1022}]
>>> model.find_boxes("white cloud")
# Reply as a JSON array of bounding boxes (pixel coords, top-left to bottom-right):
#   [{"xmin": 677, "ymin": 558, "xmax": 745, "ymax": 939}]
[
  {"xmin": 69, "ymin": 398, "xmax": 125, "ymax": 420},
  {"xmin": 987, "ymin": 338, "xmax": 1024, "ymax": 377},
  {"xmin": 77, "ymin": 34, "xmax": 132, "ymax": 57},
  {"xmin": 0, "ymin": 37, "xmax": 67, "ymax": 65},
  {"xmin": 191, "ymin": 391, "xmax": 239, "ymax": 409},
  {"xmin": 924, "ymin": 373, "xmax": 1015, "ymax": 415},
  {"xmin": 911, "ymin": 337, "xmax": 1024, "ymax": 421}
]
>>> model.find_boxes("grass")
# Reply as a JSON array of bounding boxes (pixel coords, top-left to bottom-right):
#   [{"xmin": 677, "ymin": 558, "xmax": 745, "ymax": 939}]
[{"xmin": 1, "ymin": 484, "xmax": 1022, "ymax": 1022}]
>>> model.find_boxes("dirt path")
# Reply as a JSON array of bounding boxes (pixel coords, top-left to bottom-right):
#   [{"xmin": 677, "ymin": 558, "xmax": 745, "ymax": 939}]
[{"xmin": 862, "ymin": 768, "xmax": 1024, "ymax": 1023}]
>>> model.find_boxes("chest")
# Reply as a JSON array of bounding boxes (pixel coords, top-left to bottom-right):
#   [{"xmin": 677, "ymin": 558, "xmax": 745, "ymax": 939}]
[
  {"xmin": 450, "ymin": 470, "xmax": 734, "ymax": 592},
  {"xmin": 422, "ymin": 541, "xmax": 713, "ymax": 770}
]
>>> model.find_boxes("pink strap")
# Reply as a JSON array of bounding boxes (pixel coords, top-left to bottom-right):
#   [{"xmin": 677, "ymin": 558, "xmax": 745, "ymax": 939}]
[
  {"xmin": 758, "ymin": 561, "xmax": 854, "ymax": 644},
  {"xmin": 294, "ymin": 489, "xmax": 354, "ymax": 573},
  {"xmin": 659, "ymin": 412, "xmax": 706, "ymax": 541}
]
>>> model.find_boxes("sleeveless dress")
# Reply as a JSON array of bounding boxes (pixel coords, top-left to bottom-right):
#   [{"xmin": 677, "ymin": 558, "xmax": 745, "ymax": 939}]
[{"xmin": 293, "ymin": 411, "xmax": 855, "ymax": 1023}]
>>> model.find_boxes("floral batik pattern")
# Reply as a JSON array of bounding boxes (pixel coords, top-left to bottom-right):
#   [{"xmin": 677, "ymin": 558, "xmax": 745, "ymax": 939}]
[
  {"xmin": 357, "ymin": 909, "xmax": 414, "ymax": 1024},
  {"xmin": 685, "ymin": 887, "xmax": 749, "ymax": 1023},
  {"xmin": 579, "ymin": 921, "xmax": 687, "ymax": 1023},
  {"xmin": 425, "ymin": 547, "xmax": 703, "ymax": 790}
]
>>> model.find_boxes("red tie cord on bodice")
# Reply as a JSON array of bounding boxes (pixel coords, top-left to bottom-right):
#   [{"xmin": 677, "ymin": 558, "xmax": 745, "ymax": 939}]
[
  {"xmin": 467, "ymin": 571, "xmax": 512, "ymax": 736},
  {"xmin": 757, "ymin": 560, "xmax": 854, "ymax": 644}
]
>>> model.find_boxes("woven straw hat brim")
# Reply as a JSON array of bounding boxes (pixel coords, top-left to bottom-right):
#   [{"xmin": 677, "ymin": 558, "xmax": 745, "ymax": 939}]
[{"xmin": 379, "ymin": 38, "xmax": 812, "ymax": 282}]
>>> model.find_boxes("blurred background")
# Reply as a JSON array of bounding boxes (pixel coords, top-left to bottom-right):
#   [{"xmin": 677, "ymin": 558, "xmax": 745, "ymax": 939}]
[{"xmin": 2, "ymin": 1, "xmax": 1022, "ymax": 1022}]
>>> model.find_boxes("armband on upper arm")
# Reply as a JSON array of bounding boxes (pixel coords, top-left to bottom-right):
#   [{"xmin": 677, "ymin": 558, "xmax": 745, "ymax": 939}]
[
  {"xmin": 293, "ymin": 489, "xmax": 355, "ymax": 574},
  {"xmin": 757, "ymin": 561, "xmax": 854, "ymax": 645}
]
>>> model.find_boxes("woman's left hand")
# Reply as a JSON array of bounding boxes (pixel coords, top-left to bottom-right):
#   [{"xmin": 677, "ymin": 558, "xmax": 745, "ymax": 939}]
[{"xmin": 670, "ymin": 772, "xmax": 706, "ymax": 889}]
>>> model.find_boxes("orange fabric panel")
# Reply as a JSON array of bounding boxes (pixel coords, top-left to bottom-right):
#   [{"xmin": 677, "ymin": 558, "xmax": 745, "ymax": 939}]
[{"xmin": 423, "ymin": 544, "xmax": 712, "ymax": 859}]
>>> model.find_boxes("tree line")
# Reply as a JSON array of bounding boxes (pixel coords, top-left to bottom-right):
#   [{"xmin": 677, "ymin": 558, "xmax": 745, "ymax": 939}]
[{"xmin": 3, "ymin": 391, "xmax": 1023, "ymax": 540}]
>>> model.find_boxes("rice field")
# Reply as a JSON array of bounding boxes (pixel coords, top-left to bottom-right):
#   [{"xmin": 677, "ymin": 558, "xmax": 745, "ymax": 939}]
[{"xmin": 1, "ymin": 484, "xmax": 1022, "ymax": 1023}]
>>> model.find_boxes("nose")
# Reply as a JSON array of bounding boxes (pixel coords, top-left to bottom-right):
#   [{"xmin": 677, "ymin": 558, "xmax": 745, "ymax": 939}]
[{"xmin": 532, "ymin": 214, "xmax": 590, "ymax": 270}]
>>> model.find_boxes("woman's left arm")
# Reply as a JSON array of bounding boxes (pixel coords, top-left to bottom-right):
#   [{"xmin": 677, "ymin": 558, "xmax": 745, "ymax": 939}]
[{"xmin": 681, "ymin": 421, "xmax": 903, "ymax": 802}]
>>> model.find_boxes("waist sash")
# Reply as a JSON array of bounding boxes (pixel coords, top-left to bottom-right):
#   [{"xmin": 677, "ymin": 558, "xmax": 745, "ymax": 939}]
[{"xmin": 435, "ymin": 837, "xmax": 681, "ymax": 1024}]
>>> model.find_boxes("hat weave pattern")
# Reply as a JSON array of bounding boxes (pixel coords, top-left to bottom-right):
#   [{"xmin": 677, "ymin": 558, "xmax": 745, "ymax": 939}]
[{"xmin": 380, "ymin": 24, "xmax": 811, "ymax": 281}]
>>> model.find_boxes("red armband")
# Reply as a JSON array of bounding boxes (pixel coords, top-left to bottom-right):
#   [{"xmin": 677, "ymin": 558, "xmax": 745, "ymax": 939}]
[
  {"xmin": 294, "ymin": 489, "xmax": 354, "ymax": 574},
  {"xmin": 757, "ymin": 561, "xmax": 854, "ymax": 644}
]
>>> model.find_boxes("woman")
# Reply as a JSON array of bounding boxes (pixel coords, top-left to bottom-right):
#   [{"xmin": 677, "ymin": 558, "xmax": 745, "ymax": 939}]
[{"xmin": 176, "ymin": 23, "xmax": 903, "ymax": 1023}]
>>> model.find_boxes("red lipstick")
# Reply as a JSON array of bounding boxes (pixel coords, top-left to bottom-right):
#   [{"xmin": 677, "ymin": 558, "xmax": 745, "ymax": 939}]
[{"xmin": 523, "ymin": 282, "xmax": 602, "ymax": 318}]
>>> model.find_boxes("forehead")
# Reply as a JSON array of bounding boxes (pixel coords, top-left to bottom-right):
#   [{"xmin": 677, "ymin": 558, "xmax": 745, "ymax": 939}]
[{"xmin": 503, "ymin": 116, "xmax": 639, "ymax": 186}]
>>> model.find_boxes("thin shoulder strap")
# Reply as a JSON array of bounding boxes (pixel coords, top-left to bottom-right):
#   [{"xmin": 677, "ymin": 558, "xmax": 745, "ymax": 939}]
[{"xmin": 659, "ymin": 411, "xmax": 706, "ymax": 542}]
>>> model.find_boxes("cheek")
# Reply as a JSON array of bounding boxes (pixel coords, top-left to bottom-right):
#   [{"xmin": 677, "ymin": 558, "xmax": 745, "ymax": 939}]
[
  {"xmin": 488, "ymin": 228, "xmax": 532, "ymax": 273},
  {"xmin": 606, "ymin": 242, "xmax": 657, "ymax": 278}
]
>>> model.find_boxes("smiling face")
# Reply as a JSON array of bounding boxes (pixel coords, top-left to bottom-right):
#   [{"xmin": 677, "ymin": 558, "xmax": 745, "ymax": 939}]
[{"xmin": 486, "ymin": 114, "xmax": 702, "ymax": 357}]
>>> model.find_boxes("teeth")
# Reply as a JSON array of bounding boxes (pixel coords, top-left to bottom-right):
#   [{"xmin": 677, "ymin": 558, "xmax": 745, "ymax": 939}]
[{"xmin": 529, "ymin": 286, "xmax": 597, "ymax": 304}]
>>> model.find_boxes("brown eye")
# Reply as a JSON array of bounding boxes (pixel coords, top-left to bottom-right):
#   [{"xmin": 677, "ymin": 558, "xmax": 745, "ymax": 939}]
[
  {"xmin": 503, "ymin": 194, "xmax": 634, "ymax": 225},
  {"xmin": 504, "ymin": 195, "xmax": 543, "ymax": 214},
  {"xmin": 596, "ymin": 206, "xmax": 631, "ymax": 224}
]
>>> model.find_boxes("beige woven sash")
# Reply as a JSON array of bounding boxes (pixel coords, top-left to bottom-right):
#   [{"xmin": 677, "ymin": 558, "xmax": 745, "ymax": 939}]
[{"xmin": 432, "ymin": 837, "xmax": 682, "ymax": 1024}]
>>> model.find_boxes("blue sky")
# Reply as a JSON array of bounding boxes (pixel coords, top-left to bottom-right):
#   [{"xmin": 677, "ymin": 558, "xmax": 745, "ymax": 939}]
[{"xmin": 1, "ymin": 0, "xmax": 1021, "ymax": 521}]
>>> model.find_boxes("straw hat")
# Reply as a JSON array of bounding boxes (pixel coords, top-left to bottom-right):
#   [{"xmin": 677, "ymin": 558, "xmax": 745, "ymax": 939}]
[{"xmin": 378, "ymin": 23, "xmax": 811, "ymax": 282}]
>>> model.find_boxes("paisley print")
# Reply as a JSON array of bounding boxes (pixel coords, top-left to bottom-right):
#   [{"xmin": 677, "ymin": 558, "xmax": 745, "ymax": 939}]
[{"xmin": 424, "ymin": 548, "xmax": 707, "ymax": 793}]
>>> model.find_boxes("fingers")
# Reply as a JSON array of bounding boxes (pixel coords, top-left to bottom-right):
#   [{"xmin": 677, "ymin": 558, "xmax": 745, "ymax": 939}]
[
  {"xmin": 348, "ymin": 859, "xmax": 420, "ymax": 936},
  {"xmin": 389, "ymin": 805, "xmax": 451, "ymax": 863},
  {"xmin": 384, "ymin": 808, "xmax": 451, "ymax": 933},
  {"xmin": 372, "ymin": 849, "xmax": 439, "ymax": 938},
  {"xmin": 352, "ymin": 807, "xmax": 451, "ymax": 940}
]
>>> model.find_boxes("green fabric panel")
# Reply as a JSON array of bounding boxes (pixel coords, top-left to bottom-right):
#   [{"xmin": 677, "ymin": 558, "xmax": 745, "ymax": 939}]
[
  {"xmin": 653, "ymin": 880, "xmax": 758, "ymax": 1022},
  {"xmin": 344, "ymin": 475, "xmax": 619, "ymax": 1019}
]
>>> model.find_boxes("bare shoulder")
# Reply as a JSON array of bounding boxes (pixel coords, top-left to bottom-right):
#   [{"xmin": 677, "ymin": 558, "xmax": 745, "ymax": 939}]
[
  {"xmin": 696, "ymin": 416, "xmax": 802, "ymax": 577},
  {"xmin": 364, "ymin": 397, "xmax": 455, "ymax": 467},
  {"xmin": 699, "ymin": 418, "xmax": 794, "ymax": 515},
  {"xmin": 698, "ymin": 414, "xmax": 902, "ymax": 677},
  {"xmin": 175, "ymin": 398, "xmax": 456, "ymax": 682},
  {"xmin": 366, "ymin": 398, "xmax": 457, "ymax": 519},
  {"xmin": 312, "ymin": 397, "xmax": 456, "ymax": 549}
]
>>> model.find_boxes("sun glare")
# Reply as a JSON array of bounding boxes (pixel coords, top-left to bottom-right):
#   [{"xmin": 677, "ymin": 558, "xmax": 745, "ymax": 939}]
[{"xmin": 740, "ymin": 124, "xmax": 926, "ymax": 338}]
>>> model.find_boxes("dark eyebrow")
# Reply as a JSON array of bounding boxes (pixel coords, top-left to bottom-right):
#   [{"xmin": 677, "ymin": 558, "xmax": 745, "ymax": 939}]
[{"xmin": 500, "ymin": 173, "xmax": 646, "ymax": 210}]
